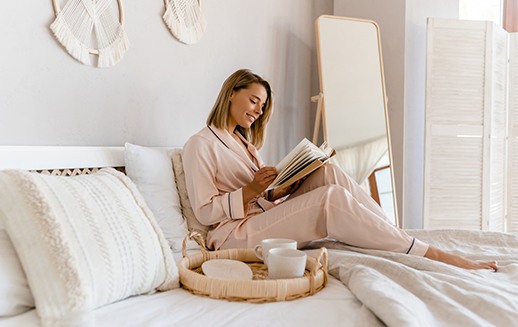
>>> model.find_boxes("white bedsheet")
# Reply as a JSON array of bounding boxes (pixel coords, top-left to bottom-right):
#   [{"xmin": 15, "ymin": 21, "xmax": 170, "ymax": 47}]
[
  {"xmin": 0, "ymin": 250, "xmax": 362, "ymax": 327},
  {"xmin": 311, "ymin": 230, "xmax": 518, "ymax": 327},
  {"xmin": 0, "ymin": 278, "xmax": 359, "ymax": 327}
]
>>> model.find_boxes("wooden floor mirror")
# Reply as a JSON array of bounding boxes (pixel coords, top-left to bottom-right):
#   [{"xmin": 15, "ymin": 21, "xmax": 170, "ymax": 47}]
[{"xmin": 313, "ymin": 15, "xmax": 399, "ymax": 227}]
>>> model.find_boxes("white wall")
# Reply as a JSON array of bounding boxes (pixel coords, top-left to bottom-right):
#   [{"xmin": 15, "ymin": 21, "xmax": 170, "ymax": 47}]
[
  {"xmin": 403, "ymin": 0, "xmax": 459, "ymax": 228},
  {"xmin": 0, "ymin": 1, "xmax": 333, "ymax": 165}
]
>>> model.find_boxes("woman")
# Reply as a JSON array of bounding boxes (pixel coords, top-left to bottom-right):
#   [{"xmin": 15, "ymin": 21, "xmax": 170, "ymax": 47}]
[{"xmin": 183, "ymin": 68, "xmax": 497, "ymax": 271}]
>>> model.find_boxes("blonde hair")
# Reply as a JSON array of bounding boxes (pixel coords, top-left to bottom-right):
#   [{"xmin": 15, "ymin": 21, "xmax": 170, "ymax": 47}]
[{"xmin": 206, "ymin": 69, "xmax": 273, "ymax": 149}]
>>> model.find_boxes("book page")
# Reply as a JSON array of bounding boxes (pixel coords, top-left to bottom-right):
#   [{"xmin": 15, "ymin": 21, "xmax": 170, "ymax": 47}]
[
  {"xmin": 270, "ymin": 138, "xmax": 334, "ymax": 188},
  {"xmin": 275, "ymin": 149, "xmax": 326, "ymax": 183},
  {"xmin": 275, "ymin": 138, "xmax": 313, "ymax": 172}
]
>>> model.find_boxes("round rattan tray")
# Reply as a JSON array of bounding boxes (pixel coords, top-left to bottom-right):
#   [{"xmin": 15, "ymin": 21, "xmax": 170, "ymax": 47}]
[{"xmin": 179, "ymin": 245, "xmax": 328, "ymax": 303}]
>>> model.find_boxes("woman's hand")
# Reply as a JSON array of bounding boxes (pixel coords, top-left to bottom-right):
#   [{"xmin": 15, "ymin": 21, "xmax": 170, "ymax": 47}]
[
  {"xmin": 243, "ymin": 167, "xmax": 277, "ymax": 205},
  {"xmin": 250, "ymin": 166, "xmax": 278, "ymax": 193}
]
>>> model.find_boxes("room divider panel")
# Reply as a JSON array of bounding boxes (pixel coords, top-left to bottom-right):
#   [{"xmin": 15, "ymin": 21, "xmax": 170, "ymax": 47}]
[{"xmin": 423, "ymin": 18, "xmax": 512, "ymax": 231}]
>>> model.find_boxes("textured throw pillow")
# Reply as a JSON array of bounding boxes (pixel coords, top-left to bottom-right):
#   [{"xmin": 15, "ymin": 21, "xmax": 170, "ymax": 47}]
[
  {"xmin": 124, "ymin": 143, "xmax": 193, "ymax": 252},
  {"xmin": 0, "ymin": 221, "xmax": 35, "ymax": 317},
  {"xmin": 0, "ymin": 168, "xmax": 179, "ymax": 327},
  {"xmin": 170, "ymin": 149, "xmax": 209, "ymax": 248}
]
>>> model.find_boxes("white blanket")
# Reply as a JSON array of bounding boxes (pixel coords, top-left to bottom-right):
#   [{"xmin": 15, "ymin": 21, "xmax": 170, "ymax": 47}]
[{"xmin": 308, "ymin": 230, "xmax": 518, "ymax": 327}]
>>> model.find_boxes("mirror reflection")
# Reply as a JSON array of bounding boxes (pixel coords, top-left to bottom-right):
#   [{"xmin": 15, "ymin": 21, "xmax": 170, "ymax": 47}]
[{"xmin": 314, "ymin": 15, "xmax": 397, "ymax": 225}]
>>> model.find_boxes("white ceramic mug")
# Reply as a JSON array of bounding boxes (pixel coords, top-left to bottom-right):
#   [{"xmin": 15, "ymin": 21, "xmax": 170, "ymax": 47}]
[
  {"xmin": 267, "ymin": 248, "xmax": 307, "ymax": 279},
  {"xmin": 254, "ymin": 238, "xmax": 297, "ymax": 266}
]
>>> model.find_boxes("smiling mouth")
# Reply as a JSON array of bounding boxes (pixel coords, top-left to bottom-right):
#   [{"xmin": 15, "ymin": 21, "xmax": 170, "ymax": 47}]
[{"xmin": 247, "ymin": 114, "xmax": 256, "ymax": 122}]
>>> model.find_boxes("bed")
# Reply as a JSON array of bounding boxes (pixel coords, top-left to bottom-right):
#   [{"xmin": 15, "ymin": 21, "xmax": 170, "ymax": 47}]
[{"xmin": 1, "ymin": 145, "xmax": 518, "ymax": 327}]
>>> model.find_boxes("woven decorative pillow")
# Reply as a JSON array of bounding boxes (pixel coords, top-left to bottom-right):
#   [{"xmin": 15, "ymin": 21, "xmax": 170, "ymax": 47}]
[
  {"xmin": 170, "ymin": 149, "xmax": 209, "ymax": 248},
  {"xmin": 0, "ymin": 168, "xmax": 179, "ymax": 327},
  {"xmin": 0, "ymin": 221, "xmax": 34, "ymax": 317}
]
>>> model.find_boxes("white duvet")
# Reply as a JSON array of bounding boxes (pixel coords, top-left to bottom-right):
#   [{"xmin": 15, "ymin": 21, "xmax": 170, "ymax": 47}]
[{"xmin": 313, "ymin": 229, "xmax": 518, "ymax": 327}]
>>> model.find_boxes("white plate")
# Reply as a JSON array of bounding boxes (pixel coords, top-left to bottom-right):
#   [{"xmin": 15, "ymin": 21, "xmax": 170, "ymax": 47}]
[{"xmin": 201, "ymin": 259, "xmax": 253, "ymax": 280}]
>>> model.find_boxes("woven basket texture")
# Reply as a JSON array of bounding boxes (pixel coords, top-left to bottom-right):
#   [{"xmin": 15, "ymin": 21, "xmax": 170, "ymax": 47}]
[{"xmin": 179, "ymin": 246, "xmax": 328, "ymax": 302}]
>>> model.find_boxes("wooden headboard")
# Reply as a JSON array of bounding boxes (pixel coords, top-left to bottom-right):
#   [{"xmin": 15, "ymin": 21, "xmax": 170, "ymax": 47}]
[{"xmin": 0, "ymin": 146, "xmax": 125, "ymax": 174}]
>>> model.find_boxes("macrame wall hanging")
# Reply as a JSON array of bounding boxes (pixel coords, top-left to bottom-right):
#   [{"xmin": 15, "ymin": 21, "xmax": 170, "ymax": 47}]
[
  {"xmin": 50, "ymin": 0, "xmax": 130, "ymax": 68},
  {"xmin": 163, "ymin": 0, "xmax": 207, "ymax": 45}
]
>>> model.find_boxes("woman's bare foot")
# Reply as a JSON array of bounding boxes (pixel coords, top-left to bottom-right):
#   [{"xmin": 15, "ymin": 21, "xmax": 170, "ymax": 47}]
[{"xmin": 424, "ymin": 246, "xmax": 498, "ymax": 272}]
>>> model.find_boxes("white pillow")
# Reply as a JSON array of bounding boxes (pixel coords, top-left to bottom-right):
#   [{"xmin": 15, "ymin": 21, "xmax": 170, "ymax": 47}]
[
  {"xmin": 0, "ymin": 168, "xmax": 179, "ymax": 327},
  {"xmin": 0, "ymin": 220, "xmax": 35, "ymax": 317},
  {"xmin": 124, "ymin": 143, "xmax": 197, "ymax": 251}
]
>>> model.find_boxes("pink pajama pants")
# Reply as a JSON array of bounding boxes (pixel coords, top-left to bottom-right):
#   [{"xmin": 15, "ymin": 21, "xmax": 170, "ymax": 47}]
[{"xmin": 222, "ymin": 163, "xmax": 429, "ymax": 256}]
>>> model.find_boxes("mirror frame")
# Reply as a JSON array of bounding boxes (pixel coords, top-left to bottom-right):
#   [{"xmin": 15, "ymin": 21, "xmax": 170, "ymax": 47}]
[{"xmin": 314, "ymin": 15, "xmax": 400, "ymax": 227}]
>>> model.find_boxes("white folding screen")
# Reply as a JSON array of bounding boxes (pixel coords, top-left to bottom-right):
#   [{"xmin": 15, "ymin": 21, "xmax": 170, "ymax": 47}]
[
  {"xmin": 423, "ymin": 18, "xmax": 507, "ymax": 231},
  {"xmin": 489, "ymin": 24, "xmax": 508, "ymax": 232},
  {"xmin": 508, "ymin": 34, "xmax": 518, "ymax": 232}
]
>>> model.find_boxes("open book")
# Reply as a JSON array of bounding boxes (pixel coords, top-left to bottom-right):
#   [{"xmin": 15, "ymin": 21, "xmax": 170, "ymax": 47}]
[{"xmin": 270, "ymin": 138, "xmax": 335, "ymax": 189}]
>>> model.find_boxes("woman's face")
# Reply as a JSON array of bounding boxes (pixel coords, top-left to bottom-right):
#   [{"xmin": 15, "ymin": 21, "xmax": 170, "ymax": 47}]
[{"xmin": 228, "ymin": 83, "xmax": 267, "ymax": 131}]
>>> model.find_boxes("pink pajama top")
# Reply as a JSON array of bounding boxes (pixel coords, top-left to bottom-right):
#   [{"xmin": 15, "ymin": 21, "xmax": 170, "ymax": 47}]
[{"xmin": 183, "ymin": 125, "xmax": 274, "ymax": 250}]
